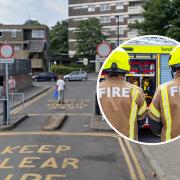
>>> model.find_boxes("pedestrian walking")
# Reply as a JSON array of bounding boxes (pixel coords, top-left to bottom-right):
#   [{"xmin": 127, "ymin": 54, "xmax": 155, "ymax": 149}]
[
  {"xmin": 56, "ymin": 76, "xmax": 66, "ymax": 104},
  {"xmin": 148, "ymin": 45, "xmax": 180, "ymax": 142},
  {"xmin": 98, "ymin": 47, "xmax": 147, "ymax": 141}
]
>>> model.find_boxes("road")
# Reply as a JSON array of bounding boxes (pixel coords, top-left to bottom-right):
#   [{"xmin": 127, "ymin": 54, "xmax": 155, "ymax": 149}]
[{"xmin": 0, "ymin": 74, "xmax": 156, "ymax": 180}]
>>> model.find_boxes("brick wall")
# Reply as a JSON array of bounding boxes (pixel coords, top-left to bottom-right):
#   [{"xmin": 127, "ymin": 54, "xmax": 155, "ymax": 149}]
[{"xmin": 14, "ymin": 74, "xmax": 32, "ymax": 90}]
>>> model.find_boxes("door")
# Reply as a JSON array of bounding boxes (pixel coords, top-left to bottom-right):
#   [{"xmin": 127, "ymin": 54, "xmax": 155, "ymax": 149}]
[{"xmin": 70, "ymin": 72, "xmax": 79, "ymax": 80}]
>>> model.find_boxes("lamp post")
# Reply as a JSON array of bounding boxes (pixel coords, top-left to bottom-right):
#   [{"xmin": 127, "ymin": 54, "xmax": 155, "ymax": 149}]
[{"xmin": 115, "ymin": 15, "xmax": 120, "ymax": 46}]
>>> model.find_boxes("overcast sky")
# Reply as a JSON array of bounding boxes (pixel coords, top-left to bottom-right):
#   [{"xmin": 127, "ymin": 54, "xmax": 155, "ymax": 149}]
[{"xmin": 0, "ymin": 0, "xmax": 68, "ymax": 28}]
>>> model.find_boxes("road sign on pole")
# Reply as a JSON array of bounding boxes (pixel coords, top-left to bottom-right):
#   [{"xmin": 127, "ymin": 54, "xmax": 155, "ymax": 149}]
[
  {"xmin": 0, "ymin": 44, "xmax": 15, "ymax": 125},
  {"xmin": 0, "ymin": 44, "xmax": 14, "ymax": 63},
  {"xmin": 96, "ymin": 42, "xmax": 111, "ymax": 58}
]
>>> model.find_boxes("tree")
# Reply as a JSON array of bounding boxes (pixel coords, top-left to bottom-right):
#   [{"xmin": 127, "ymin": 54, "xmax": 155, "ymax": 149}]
[
  {"xmin": 166, "ymin": 0, "xmax": 180, "ymax": 41},
  {"xmin": 76, "ymin": 18, "xmax": 106, "ymax": 59},
  {"xmin": 50, "ymin": 20, "xmax": 68, "ymax": 54},
  {"xmin": 24, "ymin": 19, "xmax": 41, "ymax": 25},
  {"xmin": 129, "ymin": 0, "xmax": 180, "ymax": 41}
]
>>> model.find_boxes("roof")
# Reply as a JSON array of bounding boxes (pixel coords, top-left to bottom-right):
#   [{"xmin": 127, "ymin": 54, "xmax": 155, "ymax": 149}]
[{"xmin": 0, "ymin": 24, "xmax": 49, "ymax": 30}]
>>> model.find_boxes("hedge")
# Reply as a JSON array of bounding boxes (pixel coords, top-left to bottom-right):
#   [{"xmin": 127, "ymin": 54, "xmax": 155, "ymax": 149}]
[{"xmin": 50, "ymin": 64, "xmax": 94, "ymax": 75}]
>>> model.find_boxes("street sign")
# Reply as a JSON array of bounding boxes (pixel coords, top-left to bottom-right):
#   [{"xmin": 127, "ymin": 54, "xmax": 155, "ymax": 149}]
[
  {"xmin": 97, "ymin": 42, "xmax": 111, "ymax": 58},
  {"xmin": 0, "ymin": 44, "xmax": 14, "ymax": 64},
  {"xmin": 0, "ymin": 44, "xmax": 15, "ymax": 125},
  {"xmin": 0, "ymin": 59, "xmax": 14, "ymax": 63}
]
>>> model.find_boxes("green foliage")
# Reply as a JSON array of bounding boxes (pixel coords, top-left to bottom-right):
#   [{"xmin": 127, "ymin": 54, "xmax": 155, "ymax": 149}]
[
  {"xmin": 129, "ymin": 0, "xmax": 180, "ymax": 41},
  {"xmin": 50, "ymin": 65, "xmax": 79, "ymax": 75},
  {"xmin": 50, "ymin": 64, "xmax": 94, "ymax": 75},
  {"xmin": 50, "ymin": 20, "xmax": 68, "ymax": 54},
  {"xmin": 24, "ymin": 19, "xmax": 41, "ymax": 25},
  {"xmin": 76, "ymin": 18, "xmax": 106, "ymax": 59}
]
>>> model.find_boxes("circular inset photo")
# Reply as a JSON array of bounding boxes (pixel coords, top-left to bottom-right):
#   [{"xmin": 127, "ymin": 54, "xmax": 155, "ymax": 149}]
[{"xmin": 97, "ymin": 35, "xmax": 180, "ymax": 145}]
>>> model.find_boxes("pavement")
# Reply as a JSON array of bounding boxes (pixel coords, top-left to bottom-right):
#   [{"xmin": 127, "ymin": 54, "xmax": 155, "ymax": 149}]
[
  {"xmin": 0, "ymin": 74, "xmax": 179, "ymax": 179},
  {"xmin": 140, "ymin": 140, "xmax": 180, "ymax": 180}
]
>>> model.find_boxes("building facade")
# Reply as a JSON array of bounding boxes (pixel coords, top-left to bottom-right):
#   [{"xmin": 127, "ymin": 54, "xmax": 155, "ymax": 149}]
[
  {"xmin": 68, "ymin": 0, "xmax": 145, "ymax": 57},
  {"xmin": 0, "ymin": 24, "xmax": 49, "ymax": 90}
]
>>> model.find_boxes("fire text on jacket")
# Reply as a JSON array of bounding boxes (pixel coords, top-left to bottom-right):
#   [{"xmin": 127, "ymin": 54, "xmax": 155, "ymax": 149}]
[{"xmin": 98, "ymin": 87, "xmax": 130, "ymax": 98}]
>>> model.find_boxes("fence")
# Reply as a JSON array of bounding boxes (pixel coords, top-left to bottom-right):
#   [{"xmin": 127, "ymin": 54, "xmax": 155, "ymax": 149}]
[{"xmin": 0, "ymin": 93, "xmax": 26, "ymax": 125}]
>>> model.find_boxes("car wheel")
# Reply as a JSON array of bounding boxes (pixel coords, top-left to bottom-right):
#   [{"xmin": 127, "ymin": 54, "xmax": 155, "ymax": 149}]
[
  {"xmin": 65, "ymin": 78, "xmax": 69, "ymax": 82},
  {"xmin": 34, "ymin": 78, "xmax": 38, "ymax": 82},
  {"xmin": 82, "ymin": 77, "xmax": 86, "ymax": 81}
]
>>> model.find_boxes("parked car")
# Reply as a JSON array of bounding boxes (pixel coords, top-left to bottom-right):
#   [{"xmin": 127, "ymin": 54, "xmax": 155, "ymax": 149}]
[
  {"xmin": 32, "ymin": 72, "xmax": 57, "ymax": 82},
  {"xmin": 64, "ymin": 71, "xmax": 88, "ymax": 82}
]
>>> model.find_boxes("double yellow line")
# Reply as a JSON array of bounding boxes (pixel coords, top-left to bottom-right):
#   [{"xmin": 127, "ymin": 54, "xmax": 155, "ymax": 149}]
[{"xmin": 118, "ymin": 137, "xmax": 145, "ymax": 180}]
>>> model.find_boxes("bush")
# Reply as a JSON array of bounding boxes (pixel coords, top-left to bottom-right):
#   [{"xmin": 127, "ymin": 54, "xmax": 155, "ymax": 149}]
[
  {"xmin": 50, "ymin": 63, "xmax": 95, "ymax": 75},
  {"xmin": 50, "ymin": 65, "xmax": 79, "ymax": 75}
]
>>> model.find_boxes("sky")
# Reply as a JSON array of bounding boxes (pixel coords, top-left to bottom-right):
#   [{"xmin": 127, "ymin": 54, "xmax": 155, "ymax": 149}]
[{"xmin": 0, "ymin": 0, "xmax": 68, "ymax": 28}]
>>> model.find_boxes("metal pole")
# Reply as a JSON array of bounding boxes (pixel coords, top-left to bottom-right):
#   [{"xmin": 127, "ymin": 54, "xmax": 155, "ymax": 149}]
[
  {"xmin": 5, "ymin": 63, "xmax": 9, "ymax": 125},
  {"xmin": 115, "ymin": 15, "xmax": 120, "ymax": 47}
]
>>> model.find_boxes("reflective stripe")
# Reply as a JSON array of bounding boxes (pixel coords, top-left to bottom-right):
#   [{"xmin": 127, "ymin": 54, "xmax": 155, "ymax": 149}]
[
  {"xmin": 149, "ymin": 103, "xmax": 161, "ymax": 118},
  {"xmin": 138, "ymin": 101, "xmax": 147, "ymax": 116},
  {"xmin": 129, "ymin": 88, "xmax": 139, "ymax": 140},
  {"xmin": 161, "ymin": 86, "xmax": 172, "ymax": 141}
]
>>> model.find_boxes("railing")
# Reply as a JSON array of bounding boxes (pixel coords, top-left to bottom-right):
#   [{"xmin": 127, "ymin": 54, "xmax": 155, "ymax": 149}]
[{"xmin": 0, "ymin": 93, "xmax": 26, "ymax": 125}]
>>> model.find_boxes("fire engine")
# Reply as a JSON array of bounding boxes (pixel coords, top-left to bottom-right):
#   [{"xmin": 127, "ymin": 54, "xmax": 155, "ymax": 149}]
[{"xmin": 95, "ymin": 38, "xmax": 179, "ymax": 129}]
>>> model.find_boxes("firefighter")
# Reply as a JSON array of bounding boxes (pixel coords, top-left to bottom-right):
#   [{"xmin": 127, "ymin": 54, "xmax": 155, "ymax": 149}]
[
  {"xmin": 148, "ymin": 45, "xmax": 180, "ymax": 142},
  {"xmin": 98, "ymin": 47, "xmax": 147, "ymax": 140},
  {"xmin": 133, "ymin": 79, "xmax": 139, "ymax": 86}
]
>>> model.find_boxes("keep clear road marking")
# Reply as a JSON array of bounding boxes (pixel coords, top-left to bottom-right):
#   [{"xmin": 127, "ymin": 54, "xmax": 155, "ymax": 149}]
[
  {"xmin": 0, "ymin": 131, "xmax": 145, "ymax": 180},
  {"xmin": 8, "ymin": 89, "xmax": 145, "ymax": 179}
]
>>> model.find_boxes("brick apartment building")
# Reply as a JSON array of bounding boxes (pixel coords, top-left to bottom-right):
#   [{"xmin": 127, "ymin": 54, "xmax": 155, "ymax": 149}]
[
  {"xmin": 0, "ymin": 24, "xmax": 49, "ymax": 90},
  {"xmin": 68, "ymin": 0, "xmax": 145, "ymax": 57}
]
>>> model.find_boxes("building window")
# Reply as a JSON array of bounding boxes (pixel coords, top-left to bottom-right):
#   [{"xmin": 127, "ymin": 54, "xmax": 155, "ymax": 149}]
[
  {"xmin": 0, "ymin": 32, "xmax": 2, "ymax": 37},
  {"xmin": 88, "ymin": 5, "xmax": 95, "ymax": 12},
  {"xmin": 100, "ymin": 16, "xmax": 111, "ymax": 24},
  {"xmin": 12, "ymin": 31, "xmax": 16, "ymax": 38},
  {"xmin": 116, "ymin": 29, "xmax": 124, "ymax": 35},
  {"xmin": 116, "ymin": 2, "xmax": 124, "ymax": 10},
  {"xmin": 115, "ymin": 16, "xmax": 124, "ymax": 22},
  {"xmin": 100, "ymin": 4, "xmax": 111, "ymax": 11},
  {"xmin": 14, "ymin": 45, "xmax": 20, "ymax": 52},
  {"xmin": 102, "ymin": 28, "xmax": 111, "ymax": 36},
  {"xmin": 32, "ymin": 30, "xmax": 45, "ymax": 38},
  {"xmin": 129, "ymin": 2, "xmax": 136, "ymax": 7}
]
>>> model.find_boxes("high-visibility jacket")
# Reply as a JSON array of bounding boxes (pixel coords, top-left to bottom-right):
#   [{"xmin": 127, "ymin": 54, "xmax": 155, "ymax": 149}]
[
  {"xmin": 98, "ymin": 76, "xmax": 147, "ymax": 140},
  {"xmin": 148, "ymin": 71, "xmax": 180, "ymax": 142}
]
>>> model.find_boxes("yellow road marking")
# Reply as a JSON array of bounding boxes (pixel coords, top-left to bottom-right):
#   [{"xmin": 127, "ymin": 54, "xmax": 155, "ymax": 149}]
[
  {"xmin": 118, "ymin": 137, "xmax": 137, "ymax": 180},
  {"xmin": 0, "ymin": 131, "xmax": 144, "ymax": 180},
  {"xmin": 0, "ymin": 131, "xmax": 115, "ymax": 137},
  {"xmin": 124, "ymin": 139, "xmax": 145, "ymax": 180},
  {"xmin": 6, "ymin": 88, "xmax": 143, "ymax": 179},
  {"xmin": 28, "ymin": 113, "xmax": 92, "ymax": 116}
]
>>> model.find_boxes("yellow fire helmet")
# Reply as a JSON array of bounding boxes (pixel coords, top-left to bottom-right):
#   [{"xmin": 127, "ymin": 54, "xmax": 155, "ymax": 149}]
[
  {"xmin": 169, "ymin": 45, "xmax": 180, "ymax": 70},
  {"xmin": 103, "ymin": 47, "xmax": 130, "ymax": 73}
]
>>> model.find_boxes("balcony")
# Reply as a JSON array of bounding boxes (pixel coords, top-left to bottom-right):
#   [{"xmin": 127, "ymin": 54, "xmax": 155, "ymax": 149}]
[
  {"xmin": 127, "ymin": 30, "xmax": 138, "ymax": 39},
  {"xmin": 14, "ymin": 50, "xmax": 29, "ymax": 59},
  {"xmin": 128, "ymin": 6, "xmax": 143, "ymax": 14},
  {"xmin": 128, "ymin": 18, "xmax": 144, "ymax": 24},
  {"xmin": 31, "ymin": 59, "xmax": 43, "ymax": 68}
]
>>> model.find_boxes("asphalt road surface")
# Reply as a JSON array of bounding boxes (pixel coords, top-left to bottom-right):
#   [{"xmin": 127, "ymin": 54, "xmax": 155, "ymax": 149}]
[{"xmin": 0, "ymin": 74, "xmax": 157, "ymax": 180}]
